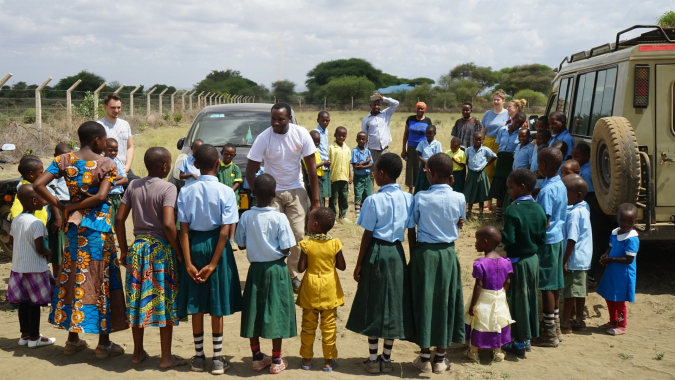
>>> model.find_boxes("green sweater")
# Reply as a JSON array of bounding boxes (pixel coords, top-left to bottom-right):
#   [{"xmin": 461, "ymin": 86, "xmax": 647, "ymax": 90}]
[{"xmin": 501, "ymin": 200, "xmax": 547, "ymax": 258}]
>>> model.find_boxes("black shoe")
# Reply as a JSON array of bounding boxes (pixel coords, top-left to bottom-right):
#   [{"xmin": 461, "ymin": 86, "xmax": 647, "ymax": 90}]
[{"xmin": 502, "ymin": 342, "xmax": 526, "ymax": 359}]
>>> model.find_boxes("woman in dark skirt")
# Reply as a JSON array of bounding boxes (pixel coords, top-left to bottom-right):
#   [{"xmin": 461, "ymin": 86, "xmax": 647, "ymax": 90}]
[
  {"xmin": 401, "ymin": 102, "xmax": 432, "ymax": 193},
  {"xmin": 489, "ymin": 112, "xmax": 526, "ymax": 221},
  {"xmin": 346, "ymin": 153, "xmax": 414, "ymax": 374}
]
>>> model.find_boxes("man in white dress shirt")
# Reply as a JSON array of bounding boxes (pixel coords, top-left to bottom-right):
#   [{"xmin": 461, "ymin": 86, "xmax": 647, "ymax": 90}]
[{"xmin": 361, "ymin": 93, "xmax": 399, "ymax": 163}]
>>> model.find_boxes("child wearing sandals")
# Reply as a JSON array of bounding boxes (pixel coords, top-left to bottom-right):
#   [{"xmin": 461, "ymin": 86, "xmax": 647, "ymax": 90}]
[
  {"xmin": 177, "ymin": 144, "xmax": 243, "ymax": 375},
  {"xmin": 115, "ymin": 147, "xmax": 187, "ymax": 369},
  {"xmin": 465, "ymin": 226, "xmax": 513, "ymax": 363},
  {"xmin": 7, "ymin": 184, "xmax": 56, "ymax": 348},
  {"xmin": 297, "ymin": 207, "xmax": 346, "ymax": 372},
  {"xmin": 408, "ymin": 153, "xmax": 465, "ymax": 374},
  {"xmin": 235, "ymin": 173, "xmax": 297, "ymax": 374},
  {"xmin": 346, "ymin": 153, "xmax": 414, "ymax": 374},
  {"xmin": 596, "ymin": 203, "xmax": 640, "ymax": 336}
]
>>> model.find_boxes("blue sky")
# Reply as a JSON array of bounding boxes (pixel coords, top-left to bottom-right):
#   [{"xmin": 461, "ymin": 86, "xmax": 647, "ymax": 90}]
[{"xmin": 0, "ymin": 0, "xmax": 669, "ymax": 91}]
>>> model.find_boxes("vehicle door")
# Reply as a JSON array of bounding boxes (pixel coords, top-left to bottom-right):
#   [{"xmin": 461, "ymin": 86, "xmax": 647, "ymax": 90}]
[{"xmin": 655, "ymin": 64, "xmax": 675, "ymax": 206}]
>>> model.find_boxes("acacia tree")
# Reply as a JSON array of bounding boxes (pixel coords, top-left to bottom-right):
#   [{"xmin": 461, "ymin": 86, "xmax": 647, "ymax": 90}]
[
  {"xmin": 271, "ymin": 80, "xmax": 296, "ymax": 102},
  {"xmin": 314, "ymin": 76, "xmax": 376, "ymax": 104},
  {"xmin": 658, "ymin": 11, "xmax": 675, "ymax": 27}
]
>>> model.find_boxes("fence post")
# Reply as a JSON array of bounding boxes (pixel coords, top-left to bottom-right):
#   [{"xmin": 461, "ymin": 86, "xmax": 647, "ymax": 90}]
[
  {"xmin": 172, "ymin": 90, "xmax": 180, "ymax": 113},
  {"xmin": 35, "ymin": 77, "xmax": 52, "ymax": 130},
  {"xmin": 113, "ymin": 84, "xmax": 125, "ymax": 94},
  {"xmin": 158, "ymin": 88, "xmax": 169, "ymax": 115},
  {"xmin": 210, "ymin": 93, "xmax": 215, "ymax": 105},
  {"xmin": 181, "ymin": 91, "xmax": 187, "ymax": 112},
  {"xmin": 0, "ymin": 73, "xmax": 12, "ymax": 87},
  {"xmin": 66, "ymin": 79, "xmax": 82, "ymax": 128},
  {"xmin": 351, "ymin": 97, "xmax": 354, "ymax": 111},
  {"xmin": 197, "ymin": 91, "xmax": 205, "ymax": 109},
  {"xmin": 129, "ymin": 85, "xmax": 142, "ymax": 118},
  {"xmin": 252, "ymin": 95, "xmax": 255, "ymax": 103},
  {"xmin": 93, "ymin": 82, "xmax": 107, "ymax": 120},
  {"xmin": 146, "ymin": 87, "xmax": 157, "ymax": 117}
]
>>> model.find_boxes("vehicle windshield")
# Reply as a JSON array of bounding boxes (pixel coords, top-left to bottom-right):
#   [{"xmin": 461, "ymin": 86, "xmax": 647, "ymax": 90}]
[{"xmin": 190, "ymin": 111, "xmax": 271, "ymax": 146}]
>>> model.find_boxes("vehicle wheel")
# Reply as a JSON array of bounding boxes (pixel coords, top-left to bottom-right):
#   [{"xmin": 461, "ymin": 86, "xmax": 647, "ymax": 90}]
[
  {"xmin": 0, "ymin": 203, "xmax": 12, "ymax": 257},
  {"xmin": 591, "ymin": 117, "xmax": 641, "ymax": 215}
]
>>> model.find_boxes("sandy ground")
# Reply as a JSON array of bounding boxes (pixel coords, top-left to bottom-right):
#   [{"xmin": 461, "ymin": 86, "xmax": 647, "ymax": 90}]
[{"xmin": 1, "ymin": 114, "xmax": 674, "ymax": 379}]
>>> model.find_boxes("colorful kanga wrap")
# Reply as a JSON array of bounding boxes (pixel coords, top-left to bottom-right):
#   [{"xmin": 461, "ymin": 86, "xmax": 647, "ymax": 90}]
[
  {"xmin": 49, "ymin": 226, "xmax": 128, "ymax": 333},
  {"xmin": 125, "ymin": 235, "xmax": 179, "ymax": 327},
  {"xmin": 410, "ymin": 242, "xmax": 465, "ymax": 348},
  {"xmin": 7, "ymin": 271, "xmax": 55, "ymax": 306},
  {"xmin": 46, "ymin": 153, "xmax": 128, "ymax": 334}
]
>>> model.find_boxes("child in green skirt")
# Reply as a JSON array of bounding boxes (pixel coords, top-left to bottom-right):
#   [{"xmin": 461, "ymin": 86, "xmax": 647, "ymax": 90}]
[
  {"xmin": 104, "ymin": 138, "xmax": 128, "ymax": 232},
  {"xmin": 501, "ymin": 169, "xmax": 547, "ymax": 358},
  {"xmin": 409, "ymin": 153, "xmax": 465, "ymax": 374},
  {"xmin": 346, "ymin": 153, "xmax": 414, "ymax": 374},
  {"xmin": 235, "ymin": 173, "xmax": 297, "ymax": 374},
  {"xmin": 413, "ymin": 125, "xmax": 442, "ymax": 194},
  {"xmin": 463, "ymin": 132, "xmax": 497, "ymax": 218},
  {"xmin": 177, "ymin": 144, "xmax": 243, "ymax": 375}
]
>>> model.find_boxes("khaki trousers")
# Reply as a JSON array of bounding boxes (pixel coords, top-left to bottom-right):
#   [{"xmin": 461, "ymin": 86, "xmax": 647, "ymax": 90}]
[{"xmin": 272, "ymin": 188, "xmax": 308, "ymax": 279}]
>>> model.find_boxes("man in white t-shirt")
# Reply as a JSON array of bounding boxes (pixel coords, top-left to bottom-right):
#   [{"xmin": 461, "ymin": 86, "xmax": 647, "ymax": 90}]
[
  {"xmin": 246, "ymin": 103, "xmax": 319, "ymax": 290},
  {"xmin": 98, "ymin": 93, "xmax": 138, "ymax": 181}
]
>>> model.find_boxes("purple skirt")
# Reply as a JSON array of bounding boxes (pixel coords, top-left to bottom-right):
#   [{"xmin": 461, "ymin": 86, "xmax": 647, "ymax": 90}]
[
  {"xmin": 465, "ymin": 325, "xmax": 511, "ymax": 349},
  {"xmin": 7, "ymin": 271, "xmax": 55, "ymax": 306}
]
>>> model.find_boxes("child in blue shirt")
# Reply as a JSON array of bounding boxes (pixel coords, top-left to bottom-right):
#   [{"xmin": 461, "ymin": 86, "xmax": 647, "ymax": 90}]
[
  {"xmin": 105, "ymin": 138, "xmax": 128, "ymax": 231},
  {"xmin": 533, "ymin": 147, "xmax": 567, "ymax": 348},
  {"xmin": 548, "ymin": 111, "xmax": 575, "ymax": 160},
  {"xmin": 596, "ymin": 203, "xmax": 640, "ymax": 336},
  {"xmin": 346, "ymin": 153, "xmax": 414, "ymax": 374},
  {"xmin": 513, "ymin": 128, "xmax": 534, "ymax": 171},
  {"xmin": 408, "ymin": 153, "xmax": 465, "ymax": 374},
  {"xmin": 235, "ymin": 173, "xmax": 296, "ymax": 374},
  {"xmin": 532, "ymin": 129, "xmax": 551, "ymax": 196},
  {"xmin": 177, "ymin": 144, "xmax": 242, "ymax": 375},
  {"xmin": 489, "ymin": 112, "xmax": 525, "ymax": 221},
  {"xmin": 351, "ymin": 131, "xmax": 373, "ymax": 217},
  {"xmin": 561, "ymin": 175, "xmax": 593, "ymax": 334},
  {"xmin": 178, "ymin": 139, "xmax": 204, "ymax": 186},
  {"xmin": 463, "ymin": 132, "xmax": 497, "ymax": 218},
  {"xmin": 414, "ymin": 125, "xmax": 442, "ymax": 194}
]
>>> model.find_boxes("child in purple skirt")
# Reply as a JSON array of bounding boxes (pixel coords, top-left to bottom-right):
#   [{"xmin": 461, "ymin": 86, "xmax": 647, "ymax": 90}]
[
  {"xmin": 7, "ymin": 184, "xmax": 56, "ymax": 348},
  {"xmin": 465, "ymin": 226, "xmax": 513, "ymax": 362}
]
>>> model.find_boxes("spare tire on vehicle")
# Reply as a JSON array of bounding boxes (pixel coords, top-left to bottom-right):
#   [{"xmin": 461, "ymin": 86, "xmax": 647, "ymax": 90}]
[{"xmin": 591, "ymin": 117, "xmax": 640, "ymax": 215}]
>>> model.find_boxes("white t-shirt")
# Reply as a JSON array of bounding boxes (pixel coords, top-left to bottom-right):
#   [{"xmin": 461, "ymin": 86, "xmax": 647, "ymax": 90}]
[
  {"xmin": 98, "ymin": 117, "xmax": 132, "ymax": 167},
  {"xmin": 247, "ymin": 123, "xmax": 316, "ymax": 191},
  {"xmin": 10, "ymin": 213, "xmax": 49, "ymax": 273}
]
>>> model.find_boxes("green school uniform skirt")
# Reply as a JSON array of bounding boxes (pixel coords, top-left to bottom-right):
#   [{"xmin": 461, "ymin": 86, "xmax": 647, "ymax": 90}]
[
  {"xmin": 410, "ymin": 242, "xmax": 465, "ymax": 348},
  {"xmin": 108, "ymin": 195, "xmax": 122, "ymax": 232},
  {"xmin": 47, "ymin": 215, "xmax": 66, "ymax": 266},
  {"xmin": 488, "ymin": 152, "xmax": 514, "ymax": 200},
  {"xmin": 177, "ymin": 229, "xmax": 243, "ymax": 317},
  {"xmin": 414, "ymin": 162, "xmax": 431, "ymax": 194},
  {"xmin": 464, "ymin": 170, "xmax": 491, "ymax": 204},
  {"xmin": 537, "ymin": 241, "xmax": 565, "ymax": 291},
  {"xmin": 319, "ymin": 170, "xmax": 331, "ymax": 198},
  {"xmin": 240, "ymin": 258, "xmax": 297, "ymax": 339},
  {"xmin": 452, "ymin": 169, "xmax": 466, "ymax": 193},
  {"xmin": 346, "ymin": 239, "xmax": 414, "ymax": 340},
  {"xmin": 506, "ymin": 255, "xmax": 540, "ymax": 341}
]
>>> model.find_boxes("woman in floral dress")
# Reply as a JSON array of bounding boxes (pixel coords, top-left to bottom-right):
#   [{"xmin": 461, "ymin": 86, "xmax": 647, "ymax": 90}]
[{"xmin": 35, "ymin": 121, "xmax": 128, "ymax": 358}]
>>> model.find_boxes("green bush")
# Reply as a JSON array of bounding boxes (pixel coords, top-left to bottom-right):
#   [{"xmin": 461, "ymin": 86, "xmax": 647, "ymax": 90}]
[
  {"xmin": 139, "ymin": 123, "xmax": 149, "ymax": 132},
  {"xmin": 23, "ymin": 109, "xmax": 36, "ymax": 124},
  {"xmin": 173, "ymin": 113, "xmax": 183, "ymax": 123},
  {"xmin": 74, "ymin": 91, "xmax": 104, "ymax": 119},
  {"xmin": 163, "ymin": 113, "xmax": 171, "ymax": 121}
]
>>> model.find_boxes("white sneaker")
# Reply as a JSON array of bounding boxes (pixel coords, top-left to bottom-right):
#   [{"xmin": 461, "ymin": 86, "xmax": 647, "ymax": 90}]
[
  {"xmin": 18, "ymin": 336, "xmax": 30, "ymax": 346},
  {"xmin": 28, "ymin": 336, "xmax": 56, "ymax": 348}
]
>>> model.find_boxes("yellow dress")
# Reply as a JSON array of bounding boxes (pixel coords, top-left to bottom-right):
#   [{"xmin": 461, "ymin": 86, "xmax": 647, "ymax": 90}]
[{"xmin": 296, "ymin": 237, "xmax": 344, "ymax": 310}]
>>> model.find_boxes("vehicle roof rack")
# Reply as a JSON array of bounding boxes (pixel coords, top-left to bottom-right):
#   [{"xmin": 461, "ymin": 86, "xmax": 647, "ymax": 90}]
[{"xmin": 554, "ymin": 25, "xmax": 675, "ymax": 72}]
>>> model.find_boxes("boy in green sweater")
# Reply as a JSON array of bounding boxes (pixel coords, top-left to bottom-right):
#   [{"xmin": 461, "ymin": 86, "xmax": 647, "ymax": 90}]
[{"xmin": 500, "ymin": 168, "xmax": 548, "ymax": 359}]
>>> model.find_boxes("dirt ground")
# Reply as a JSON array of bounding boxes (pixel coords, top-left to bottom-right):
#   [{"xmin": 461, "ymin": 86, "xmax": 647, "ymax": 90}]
[{"xmin": 1, "ymin": 114, "xmax": 674, "ymax": 379}]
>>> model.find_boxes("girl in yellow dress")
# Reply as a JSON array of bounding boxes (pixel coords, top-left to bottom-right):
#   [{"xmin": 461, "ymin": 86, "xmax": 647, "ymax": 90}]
[{"xmin": 296, "ymin": 207, "xmax": 346, "ymax": 372}]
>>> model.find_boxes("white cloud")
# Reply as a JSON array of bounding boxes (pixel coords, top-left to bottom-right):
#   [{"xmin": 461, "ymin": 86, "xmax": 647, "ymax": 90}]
[{"xmin": 0, "ymin": 0, "xmax": 669, "ymax": 92}]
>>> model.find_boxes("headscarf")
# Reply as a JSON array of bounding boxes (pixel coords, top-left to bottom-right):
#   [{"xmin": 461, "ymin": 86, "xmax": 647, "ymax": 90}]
[{"xmin": 415, "ymin": 102, "xmax": 427, "ymax": 111}]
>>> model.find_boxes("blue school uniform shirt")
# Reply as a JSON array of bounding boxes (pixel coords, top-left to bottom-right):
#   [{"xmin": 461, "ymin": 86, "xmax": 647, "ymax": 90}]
[
  {"xmin": 415, "ymin": 139, "xmax": 442, "ymax": 160},
  {"xmin": 466, "ymin": 146, "xmax": 497, "ymax": 172},
  {"xmin": 536, "ymin": 175, "xmax": 567, "ymax": 244},
  {"xmin": 177, "ymin": 175, "xmax": 239, "ymax": 231},
  {"xmin": 579, "ymin": 162, "xmax": 594, "ymax": 192},
  {"xmin": 357, "ymin": 183, "xmax": 414, "ymax": 242},
  {"xmin": 108, "ymin": 157, "xmax": 126, "ymax": 195},
  {"xmin": 549, "ymin": 129, "xmax": 575, "ymax": 159},
  {"xmin": 351, "ymin": 146, "xmax": 372, "ymax": 175},
  {"xmin": 513, "ymin": 143, "xmax": 534, "ymax": 170},
  {"xmin": 530, "ymin": 145, "xmax": 545, "ymax": 189},
  {"xmin": 314, "ymin": 125, "xmax": 330, "ymax": 162},
  {"xmin": 596, "ymin": 228, "xmax": 640, "ymax": 303},
  {"xmin": 482, "ymin": 110, "xmax": 510, "ymax": 138},
  {"xmin": 178, "ymin": 155, "xmax": 200, "ymax": 186},
  {"xmin": 235, "ymin": 206, "xmax": 296, "ymax": 262},
  {"xmin": 566, "ymin": 201, "xmax": 593, "ymax": 270},
  {"xmin": 496, "ymin": 127, "xmax": 519, "ymax": 152},
  {"xmin": 411, "ymin": 184, "xmax": 466, "ymax": 244}
]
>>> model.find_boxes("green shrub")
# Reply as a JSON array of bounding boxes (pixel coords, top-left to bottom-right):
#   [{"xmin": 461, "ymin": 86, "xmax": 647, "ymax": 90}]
[
  {"xmin": 163, "ymin": 113, "xmax": 171, "ymax": 121},
  {"xmin": 139, "ymin": 123, "xmax": 149, "ymax": 132},
  {"xmin": 173, "ymin": 113, "xmax": 183, "ymax": 123},
  {"xmin": 23, "ymin": 109, "xmax": 36, "ymax": 124},
  {"xmin": 74, "ymin": 91, "xmax": 104, "ymax": 119}
]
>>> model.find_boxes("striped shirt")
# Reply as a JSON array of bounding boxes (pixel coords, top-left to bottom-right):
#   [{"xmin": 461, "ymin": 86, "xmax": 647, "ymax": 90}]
[{"xmin": 10, "ymin": 213, "xmax": 48, "ymax": 273}]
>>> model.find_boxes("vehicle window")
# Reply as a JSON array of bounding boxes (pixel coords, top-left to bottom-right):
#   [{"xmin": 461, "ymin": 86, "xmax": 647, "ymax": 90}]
[
  {"xmin": 589, "ymin": 67, "xmax": 617, "ymax": 135},
  {"xmin": 556, "ymin": 78, "xmax": 569, "ymax": 112},
  {"xmin": 190, "ymin": 112, "xmax": 271, "ymax": 147},
  {"xmin": 571, "ymin": 71, "xmax": 596, "ymax": 135},
  {"xmin": 547, "ymin": 93, "xmax": 558, "ymax": 116}
]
